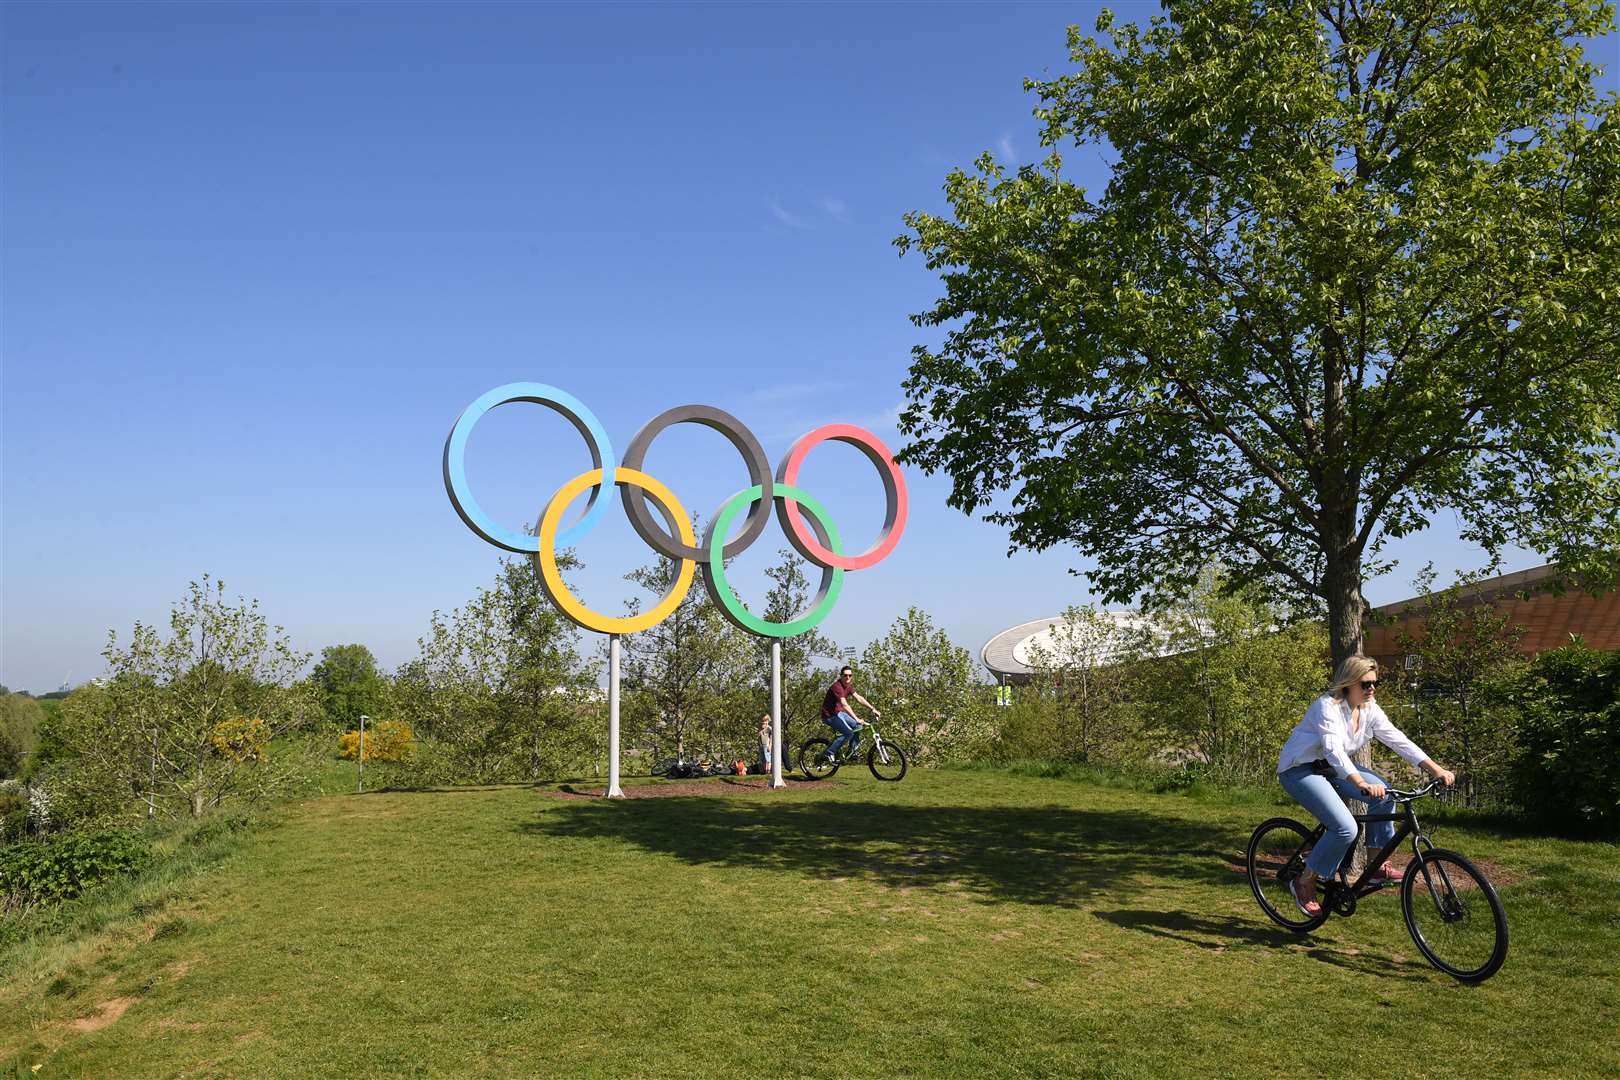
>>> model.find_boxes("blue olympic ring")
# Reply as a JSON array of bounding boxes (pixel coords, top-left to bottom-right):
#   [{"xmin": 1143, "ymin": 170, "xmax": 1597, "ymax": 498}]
[{"xmin": 441, "ymin": 383, "xmax": 616, "ymax": 553}]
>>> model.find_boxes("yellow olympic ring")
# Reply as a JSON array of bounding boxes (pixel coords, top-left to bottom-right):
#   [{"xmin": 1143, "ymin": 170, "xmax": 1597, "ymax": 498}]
[{"xmin": 536, "ymin": 468, "xmax": 696, "ymax": 635}]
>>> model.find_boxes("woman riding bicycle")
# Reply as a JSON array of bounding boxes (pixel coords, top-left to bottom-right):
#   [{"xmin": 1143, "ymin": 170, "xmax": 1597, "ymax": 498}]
[{"xmin": 1277, "ymin": 654, "xmax": 1454, "ymax": 916}]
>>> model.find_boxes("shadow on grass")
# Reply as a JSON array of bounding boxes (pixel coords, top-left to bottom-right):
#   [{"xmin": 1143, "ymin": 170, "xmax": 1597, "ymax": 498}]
[
  {"xmin": 1093, "ymin": 908, "xmax": 1435, "ymax": 981},
  {"xmin": 519, "ymin": 796, "xmax": 1239, "ymax": 908}
]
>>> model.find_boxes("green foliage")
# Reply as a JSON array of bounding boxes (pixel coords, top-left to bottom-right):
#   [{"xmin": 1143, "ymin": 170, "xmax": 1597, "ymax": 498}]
[
  {"xmin": 1390, "ymin": 566, "xmax": 1528, "ymax": 806},
  {"xmin": 1132, "ymin": 570, "xmax": 1329, "ymax": 785},
  {"xmin": 858, "ymin": 606, "xmax": 995, "ymax": 764},
  {"xmin": 45, "ymin": 577, "xmax": 318, "ymax": 822},
  {"xmin": 0, "ymin": 695, "xmax": 43, "ymax": 779},
  {"xmin": 758, "ymin": 547, "xmax": 843, "ymax": 758},
  {"xmin": 897, "ymin": 0, "xmax": 1620, "ymax": 663},
  {"xmin": 1021, "ymin": 606, "xmax": 1142, "ymax": 763},
  {"xmin": 0, "ymin": 806, "xmax": 260, "ymax": 963},
  {"xmin": 310, "ymin": 644, "xmax": 386, "ymax": 732},
  {"xmin": 983, "ymin": 692, "xmax": 1070, "ymax": 764},
  {"xmin": 0, "ymin": 831, "xmax": 152, "ymax": 912},
  {"xmin": 0, "ymin": 792, "xmax": 27, "ymax": 844},
  {"xmin": 1507, "ymin": 642, "xmax": 1620, "ymax": 836},
  {"xmin": 393, "ymin": 552, "xmax": 599, "ymax": 784},
  {"xmin": 620, "ymin": 530, "xmax": 757, "ymax": 761}
]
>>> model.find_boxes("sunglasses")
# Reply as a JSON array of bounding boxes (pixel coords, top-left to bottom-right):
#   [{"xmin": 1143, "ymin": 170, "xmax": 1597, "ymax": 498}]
[{"xmin": 1359, "ymin": 679, "xmax": 1379, "ymax": 691}]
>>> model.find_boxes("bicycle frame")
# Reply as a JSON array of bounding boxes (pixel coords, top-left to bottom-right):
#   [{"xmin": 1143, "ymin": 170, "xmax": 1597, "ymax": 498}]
[
  {"xmin": 868, "ymin": 727, "xmax": 899, "ymax": 766},
  {"xmin": 832, "ymin": 723, "xmax": 897, "ymax": 765},
  {"xmin": 1304, "ymin": 781, "xmax": 1457, "ymax": 909},
  {"xmin": 835, "ymin": 725, "xmax": 874, "ymax": 761}
]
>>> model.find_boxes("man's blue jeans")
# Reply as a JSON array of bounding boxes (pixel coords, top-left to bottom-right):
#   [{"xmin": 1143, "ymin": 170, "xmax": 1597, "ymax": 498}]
[
  {"xmin": 824, "ymin": 711, "xmax": 861, "ymax": 759},
  {"xmin": 1278, "ymin": 763, "xmax": 1397, "ymax": 879}
]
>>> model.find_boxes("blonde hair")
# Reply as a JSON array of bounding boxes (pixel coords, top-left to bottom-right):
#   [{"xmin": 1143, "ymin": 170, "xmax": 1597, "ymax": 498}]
[{"xmin": 1328, "ymin": 654, "xmax": 1378, "ymax": 699}]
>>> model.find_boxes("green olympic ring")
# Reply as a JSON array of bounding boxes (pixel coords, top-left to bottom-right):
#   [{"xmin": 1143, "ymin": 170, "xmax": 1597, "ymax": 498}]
[{"xmin": 700, "ymin": 483, "xmax": 844, "ymax": 638}]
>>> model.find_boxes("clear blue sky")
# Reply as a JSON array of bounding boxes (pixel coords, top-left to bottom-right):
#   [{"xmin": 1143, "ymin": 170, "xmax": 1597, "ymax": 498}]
[{"xmin": 3, "ymin": 3, "xmax": 1611, "ymax": 693}]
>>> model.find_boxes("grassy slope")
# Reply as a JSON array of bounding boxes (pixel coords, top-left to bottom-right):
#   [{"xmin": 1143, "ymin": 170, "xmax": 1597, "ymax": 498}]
[{"xmin": 2, "ymin": 769, "xmax": 1616, "ymax": 1079}]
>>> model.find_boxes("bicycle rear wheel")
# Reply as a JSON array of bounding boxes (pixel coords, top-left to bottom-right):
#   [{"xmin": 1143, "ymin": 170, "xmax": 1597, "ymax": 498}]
[
  {"xmin": 1401, "ymin": 849, "xmax": 1508, "ymax": 982},
  {"xmin": 867, "ymin": 740, "xmax": 908, "ymax": 781},
  {"xmin": 1246, "ymin": 818, "xmax": 1330, "ymax": 931},
  {"xmin": 798, "ymin": 738, "xmax": 838, "ymax": 780}
]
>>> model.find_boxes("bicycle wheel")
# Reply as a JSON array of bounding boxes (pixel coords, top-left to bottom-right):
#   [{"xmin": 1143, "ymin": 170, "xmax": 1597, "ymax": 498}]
[
  {"xmin": 649, "ymin": 757, "xmax": 678, "ymax": 778},
  {"xmin": 798, "ymin": 738, "xmax": 838, "ymax": 780},
  {"xmin": 1246, "ymin": 818, "xmax": 1330, "ymax": 932},
  {"xmin": 867, "ymin": 740, "xmax": 908, "ymax": 781},
  {"xmin": 1401, "ymin": 849, "xmax": 1508, "ymax": 982}
]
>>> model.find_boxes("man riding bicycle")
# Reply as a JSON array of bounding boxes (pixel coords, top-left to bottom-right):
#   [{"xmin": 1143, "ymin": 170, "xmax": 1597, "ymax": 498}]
[{"xmin": 820, "ymin": 665, "xmax": 880, "ymax": 763}]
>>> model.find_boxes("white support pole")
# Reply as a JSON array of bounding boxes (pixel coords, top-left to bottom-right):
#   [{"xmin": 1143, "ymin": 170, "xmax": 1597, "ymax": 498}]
[
  {"xmin": 607, "ymin": 634, "xmax": 624, "ymax": 798},
  {"xmin": 357, "ymin": 714, "xmax": 368, "ymax": 793},
  {"xmin": 770, "ymin": 639, "xmax": 785, "ymax": 789}
]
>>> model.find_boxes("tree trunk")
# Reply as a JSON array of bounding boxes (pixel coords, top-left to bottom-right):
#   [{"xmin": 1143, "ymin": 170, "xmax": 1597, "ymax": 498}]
[
  {"xmin": 1325, "ymin": 545, "xmax": 1373, "ymax": 875},
  {"xmin": 1080, "ymin": 670, "xmax": 1090, "ymax": 761},
  {"xmin": 1324, "ymin": 554, "xmax": 1366, "ymax": 670}
]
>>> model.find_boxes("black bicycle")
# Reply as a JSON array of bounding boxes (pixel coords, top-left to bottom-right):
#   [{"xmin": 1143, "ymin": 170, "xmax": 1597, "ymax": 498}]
[
  {"xmin": 798, "ymin": 721, "xmax": 908, "ymax": 782},
  {"xmin": 1246, "ymin": 778, "xmax": 1508, "ymax": 982}
]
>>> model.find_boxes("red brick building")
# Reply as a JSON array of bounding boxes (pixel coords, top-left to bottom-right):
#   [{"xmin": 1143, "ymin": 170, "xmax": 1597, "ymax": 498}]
[{"xmin": 1363, "ymin": 563, "xmax": 1620, "ymax": 669}]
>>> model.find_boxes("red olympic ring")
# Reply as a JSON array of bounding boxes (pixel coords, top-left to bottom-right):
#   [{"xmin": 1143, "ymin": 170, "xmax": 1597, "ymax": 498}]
[{"xmin": 774, "ymin": 423, "xmax": 908, "ymax": 572}]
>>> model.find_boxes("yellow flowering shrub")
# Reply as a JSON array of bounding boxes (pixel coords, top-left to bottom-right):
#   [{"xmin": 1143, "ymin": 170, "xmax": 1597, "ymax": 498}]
[
  {"xmin": 210, "ymin": 715, "xmax": 270, "ymax": 764},
  {"xmin": 337, "ymin": 719, "xmax": 415, "ymax": 762}
]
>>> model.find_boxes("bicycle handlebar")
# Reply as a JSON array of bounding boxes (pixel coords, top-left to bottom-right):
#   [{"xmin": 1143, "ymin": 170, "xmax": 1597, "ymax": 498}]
[{"xmin": 1386, "ymin": 778, "xmax": 1443, "ymax": 802}]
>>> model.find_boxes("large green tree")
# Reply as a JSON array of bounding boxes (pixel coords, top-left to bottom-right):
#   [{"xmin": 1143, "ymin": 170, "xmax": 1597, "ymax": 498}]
[
  {"xmin": 619, "ymin": 533, "xmax": 755, "ymax": 760},
  {"xmin": 859, "ymin": 607, "xmax": 995, "ymax": 764},
  {"xmin": 400, "ymin": 553, "xmax": 599, "ymax": 783},
  {"xmin": 897, "ymin": 0, "xmax": 1620, "ymax": 665},
  {"xmin": 50, "ymin": 577, "xmax": 317, "ymax": 819},
  {"xmin": 1133, "ymin": 568, "xmax": 1331, "ymax": 783},
  {"xmin": 310, "ymin": 643, "xmax": 386, "ymax": 732}
]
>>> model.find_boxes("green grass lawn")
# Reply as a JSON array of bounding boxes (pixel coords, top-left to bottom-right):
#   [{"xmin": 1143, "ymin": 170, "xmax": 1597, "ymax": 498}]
[{"xmin": 3, "ymin": 768, "xmax": 1617, "ymax": 1078}]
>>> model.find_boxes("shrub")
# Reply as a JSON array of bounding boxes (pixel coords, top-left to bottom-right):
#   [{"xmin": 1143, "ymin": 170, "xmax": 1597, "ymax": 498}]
[
  {"xmin": 0, "ymin": 788, "xmax": 26, "ymax": 843},
  {"xmin": 210, "ymin": 715, "xmax": 271, "ymax": 764},
  {"xmin": 1507, "ymin": 642, "xmax": 1620, "ymax": 836},
  {"xmin": 1, "ymin": 694, "xmax": 44, "ymax": 778},
  {"xmin": 338, "ymin": 719, "xmax": 415, "ymax": 763},
  {"xmin": 0, "ymin": 830, "xmax": 153, "ymax": 912}
]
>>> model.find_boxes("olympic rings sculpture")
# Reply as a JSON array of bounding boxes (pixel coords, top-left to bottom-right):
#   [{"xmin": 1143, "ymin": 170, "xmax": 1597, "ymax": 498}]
[{"xmin": 443, "ymin": 383, "xmax": 908, "ymax": 638}]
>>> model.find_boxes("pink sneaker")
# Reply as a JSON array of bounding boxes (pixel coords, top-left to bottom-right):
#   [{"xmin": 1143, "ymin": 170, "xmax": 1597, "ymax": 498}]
[
  {"xmin": 1288, "ymin": 877, "xmax": 1322, "ymax": 916},
  {"xmin": 1368, "ymin": 861, "xmax": 1404, "ymax": 884}
]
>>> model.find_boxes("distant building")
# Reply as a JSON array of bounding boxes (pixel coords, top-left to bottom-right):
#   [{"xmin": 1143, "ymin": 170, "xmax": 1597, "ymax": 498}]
[
  {"xmin": 984, "ymin": 563, "xmax": 1617, "ymax": 687},
  {"xmin": 979, "ymin": 611, "xmax": 1177, "ymax": 686},
  {"xmin": 1363, "ymin": 563, "xmax": 1620, "ymax": 670}
]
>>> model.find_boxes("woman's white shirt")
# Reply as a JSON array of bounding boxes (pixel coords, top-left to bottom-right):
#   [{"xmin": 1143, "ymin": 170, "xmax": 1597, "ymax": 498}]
[{"xmin": 1277, "ymin": 694, "xmax": 1428, "ymax": 779}]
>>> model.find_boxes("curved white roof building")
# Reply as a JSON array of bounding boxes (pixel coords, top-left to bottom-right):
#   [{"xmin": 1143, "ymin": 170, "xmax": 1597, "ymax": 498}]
[{"xmin": 979, "ymin": 610, "xmax": 1182, "ymax": 683}]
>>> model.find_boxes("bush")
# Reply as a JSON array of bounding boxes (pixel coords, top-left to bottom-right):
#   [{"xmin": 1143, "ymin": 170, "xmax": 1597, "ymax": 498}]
[
  {"xmin": 0, "ymin": 694, "xmax": 44, "ymax": 778},
  {"xmin": 1507, "ymin": 643, "xmax": 1620, "ymax": 836},
  {"xmin": 984, "ymin": 694, "xmax": 1067, "ymax": 763},
  {"xmin": 338, "ymin": 719, "xmax": 415, "ymax": 763},
  {"xmin": 211, "ymin": 715, "xmax": 272, "ymax": 764},
  {"xmin": 0, "ymin": 790, "xmax": 26, "ymax": 843},
  {"xmin": 0, "ymin": 830, "xmax": 153, "ymax": 912}
]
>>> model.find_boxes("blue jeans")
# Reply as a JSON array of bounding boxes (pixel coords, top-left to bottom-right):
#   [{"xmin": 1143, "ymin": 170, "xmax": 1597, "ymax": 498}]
[
  {"xmin": 1278, "ymin": 763, "xmax": 1396, "ymax": 879},
  {"xmin": 823, "ymin": 711, "xmax": 861, "ymax": 758}
]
